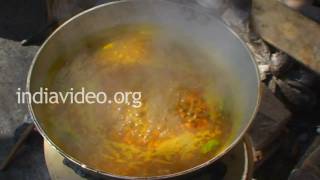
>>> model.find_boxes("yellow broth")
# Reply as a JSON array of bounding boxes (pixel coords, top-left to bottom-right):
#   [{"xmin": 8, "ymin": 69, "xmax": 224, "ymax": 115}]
[{"xmin": 36, "ymin": 24, "xmax": 236, "ymax": 177}]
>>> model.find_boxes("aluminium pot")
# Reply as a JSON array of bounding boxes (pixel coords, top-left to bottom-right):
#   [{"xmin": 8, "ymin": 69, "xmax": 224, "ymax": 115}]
[{"xmin": 27, "ymin": 0, "xmax": 261, "ymax": 179}]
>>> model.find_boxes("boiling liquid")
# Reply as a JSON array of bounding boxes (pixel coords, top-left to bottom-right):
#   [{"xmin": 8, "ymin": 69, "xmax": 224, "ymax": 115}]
[{"xmin": 38, "ymin": 24, "xmax": 234, "ymax": 177}]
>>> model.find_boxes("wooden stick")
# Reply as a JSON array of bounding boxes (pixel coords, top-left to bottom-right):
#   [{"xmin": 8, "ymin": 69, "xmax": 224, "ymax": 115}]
[{"xmin": 0, "ymin": 124, "xmax": 35, "ymax": 171}]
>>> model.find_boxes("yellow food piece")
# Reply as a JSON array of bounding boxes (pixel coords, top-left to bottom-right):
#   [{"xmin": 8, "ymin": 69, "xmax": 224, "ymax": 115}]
[{"xmin": 95, "ymin": 28, "xmax": 153, "ymax": 65}]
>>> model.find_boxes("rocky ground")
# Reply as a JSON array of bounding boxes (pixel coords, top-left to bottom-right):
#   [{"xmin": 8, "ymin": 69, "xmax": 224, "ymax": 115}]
[{"xmin": 0, "ymin": 1, "xmax": 50, "ymax": 179}]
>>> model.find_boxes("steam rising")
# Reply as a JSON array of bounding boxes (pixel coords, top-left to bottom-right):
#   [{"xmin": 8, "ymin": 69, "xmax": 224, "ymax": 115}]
[{"xmin": 36, "ymin": 24, "xmax": 238, "ymax": 175}]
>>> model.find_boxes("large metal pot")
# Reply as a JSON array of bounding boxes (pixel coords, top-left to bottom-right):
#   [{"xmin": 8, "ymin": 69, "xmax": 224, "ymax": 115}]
[{"xmin": 27, "ymin": 0, "xmax": 261, "ymax": 179}]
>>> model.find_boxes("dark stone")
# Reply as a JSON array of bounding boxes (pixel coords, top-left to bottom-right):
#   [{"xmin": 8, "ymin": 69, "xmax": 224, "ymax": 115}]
[
  {"xmin": 275, "ymin": 78, "xmax": 317, "ymax": 112},
  {"xmin": 289, "ymin": 169, "xmax": 319, "ymax": 180},
  {"xmin": 230, "ymin": 0, "xmax": 251, "ymax": 11},
  {"xmin": 289, "ymin": 136, "xmax": 320, "ymax": 180},
  {"xmin": 285, "ymin": 67, "xmax": 319, "ymax": 89},
  {"xmin": 270, "ymin": 51, "xmax": 294, "ymax": 78},
  {"xmin": 249, "ymin": 84, "xmax": 291, "ymax": 150}
]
